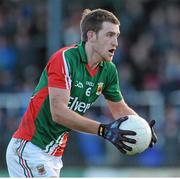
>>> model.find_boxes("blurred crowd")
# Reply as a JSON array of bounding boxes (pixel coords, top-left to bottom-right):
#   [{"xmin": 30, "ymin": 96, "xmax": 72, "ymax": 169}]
[{"xmin": 0, "ymin": 0, "xmax": 180, "ymax": 169}]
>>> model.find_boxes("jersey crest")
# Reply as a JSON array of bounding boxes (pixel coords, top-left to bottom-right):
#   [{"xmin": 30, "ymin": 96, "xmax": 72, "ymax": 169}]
[{"xmin": 96, "ymin": 82, "xmax": 104, "ymax": 95}]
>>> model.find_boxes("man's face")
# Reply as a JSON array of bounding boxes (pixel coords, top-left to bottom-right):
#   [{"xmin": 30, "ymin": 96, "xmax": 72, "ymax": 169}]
[{"xmin": 92, "ymin": 21, "xmax": 120, "ymax": 62}]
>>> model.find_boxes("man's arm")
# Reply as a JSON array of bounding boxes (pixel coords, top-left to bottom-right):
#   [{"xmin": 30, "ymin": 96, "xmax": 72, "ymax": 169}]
[
  {"xmin": 49, "ymin": 87, "xmax": 100, "ymax": 134},
  {"xmin": 107, "ymin": 98, "xmax": 157, "ymax": 147},
  {"xmin": 49, "ymin": 87, "xmax": 137, "ymax": 153},
  {"xmin": 106, "ymin": 98, "xmax": 138, "ymax": 120}
]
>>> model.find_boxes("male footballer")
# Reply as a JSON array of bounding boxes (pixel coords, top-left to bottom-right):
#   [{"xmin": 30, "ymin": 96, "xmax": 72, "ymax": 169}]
[{"xmin": 6, "ymin": 8, "xmax": 157, "ymax": 177}]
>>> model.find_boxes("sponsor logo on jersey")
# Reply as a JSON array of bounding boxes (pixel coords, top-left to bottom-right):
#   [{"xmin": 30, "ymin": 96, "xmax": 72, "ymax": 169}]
[
  {"xmin": 96, "ymin": 82, "xmax": 104, "ymax": 95},
  {"xmin": 68, "ymin": 96, "xmax": 91, "ymax": 113},
  {"xmin": 75, "ymin": 81, "xmax": 83, "ymax": 88},
  {"xmin": 86, "ymin": 81, "xmax": 94, "ymax": 87}
]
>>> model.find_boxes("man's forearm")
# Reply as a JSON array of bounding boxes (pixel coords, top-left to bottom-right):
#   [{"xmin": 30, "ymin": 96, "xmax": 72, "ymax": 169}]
[{"xmin": 52, "ymin": 105, "xmax": 100, "ymax": 135}]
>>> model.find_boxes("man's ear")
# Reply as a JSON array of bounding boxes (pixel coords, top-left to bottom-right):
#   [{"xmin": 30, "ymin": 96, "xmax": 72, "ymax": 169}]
[{"xmin": 87, "ymin": 31, "xmax": 96, "ymax": 42}]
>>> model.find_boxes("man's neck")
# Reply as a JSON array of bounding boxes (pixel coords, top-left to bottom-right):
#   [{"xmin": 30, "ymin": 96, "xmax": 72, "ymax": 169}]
[{"xmin": 85, "ymin": 42, "xmax": 101, "ymax": 69}]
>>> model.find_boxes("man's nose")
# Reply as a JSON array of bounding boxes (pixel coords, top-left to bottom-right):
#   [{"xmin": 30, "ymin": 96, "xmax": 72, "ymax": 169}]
[{"xmin": 112, "ymin": 38, "xmax": 118, "ymax": 47}]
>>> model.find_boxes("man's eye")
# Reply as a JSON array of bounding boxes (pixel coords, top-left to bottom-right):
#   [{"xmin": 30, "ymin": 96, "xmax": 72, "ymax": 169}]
[{"xmin": 107, "ymin": 33, "xmax": 113, "ymax": 37}]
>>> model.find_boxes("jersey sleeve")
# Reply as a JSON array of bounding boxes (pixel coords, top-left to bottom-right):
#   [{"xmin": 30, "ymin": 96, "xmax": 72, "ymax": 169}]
[
  {"xmin": 46, "ymin": 50, "xmax": 71, "ymax": 89},
  {"xmin": 102, "ymin": 64, "xmax": 123, "ymax": 102}
]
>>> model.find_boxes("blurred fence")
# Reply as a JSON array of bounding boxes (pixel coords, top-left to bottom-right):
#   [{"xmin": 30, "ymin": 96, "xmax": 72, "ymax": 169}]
[{"xmin": 0, "ymin": 90, "xmax": 180, "ymax": 170}]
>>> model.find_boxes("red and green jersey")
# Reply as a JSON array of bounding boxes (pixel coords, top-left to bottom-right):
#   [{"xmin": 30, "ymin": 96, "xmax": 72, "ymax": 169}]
[{"xmin": 13, "ymin": 42, "xmax": 122, "ymax": 156}]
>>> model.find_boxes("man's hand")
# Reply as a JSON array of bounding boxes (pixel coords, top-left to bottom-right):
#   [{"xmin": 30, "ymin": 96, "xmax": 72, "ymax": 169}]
[
  {"xmin": 98, "ymin": 116, "xmax": 136, "ymax": 154},
  {"xmin": 148, "ymin": 120, "xmax": 157, "ymax": 148}
]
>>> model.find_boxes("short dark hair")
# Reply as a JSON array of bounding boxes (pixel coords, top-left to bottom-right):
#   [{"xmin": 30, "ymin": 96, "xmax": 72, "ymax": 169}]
[{"xmin": 80, "ymin": 8, "xmax": 120, "ymax": 42}]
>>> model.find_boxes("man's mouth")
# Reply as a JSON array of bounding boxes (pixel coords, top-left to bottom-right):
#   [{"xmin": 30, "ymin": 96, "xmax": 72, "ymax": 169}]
[{"xmin": 108, "ymin": 49, "xmax": 115, "ymax": 55}]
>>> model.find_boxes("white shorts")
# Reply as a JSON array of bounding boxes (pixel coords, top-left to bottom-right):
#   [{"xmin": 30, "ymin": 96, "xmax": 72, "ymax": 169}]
[{"xmin": 6, "ymin": 138, "xmax": 63, "ymax": 177}]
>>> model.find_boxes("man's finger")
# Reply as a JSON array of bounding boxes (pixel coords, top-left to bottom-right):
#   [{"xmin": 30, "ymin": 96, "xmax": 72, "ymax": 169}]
[
  {"xmin": 120, "ymin": 129, "xmax": 136, "ymax": 136},
  {"xmin": 149, "ymin": 120, "xmax": 155, "ymax": 127},
  {"xmin": 122, "ymin": 136, "xmax": 136, "ymax": 144}
]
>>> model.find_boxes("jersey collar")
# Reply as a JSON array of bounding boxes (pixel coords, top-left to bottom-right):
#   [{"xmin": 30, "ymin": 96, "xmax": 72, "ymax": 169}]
[{"xmin": 77, "ymin": 41, "xmax": 104, "ymax": 67}]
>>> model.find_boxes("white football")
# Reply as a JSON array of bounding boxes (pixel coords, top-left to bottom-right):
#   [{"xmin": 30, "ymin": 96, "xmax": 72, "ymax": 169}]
[{"xmin": 119, "ymin": 115, "xmax": 152, "ymax": 155}]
